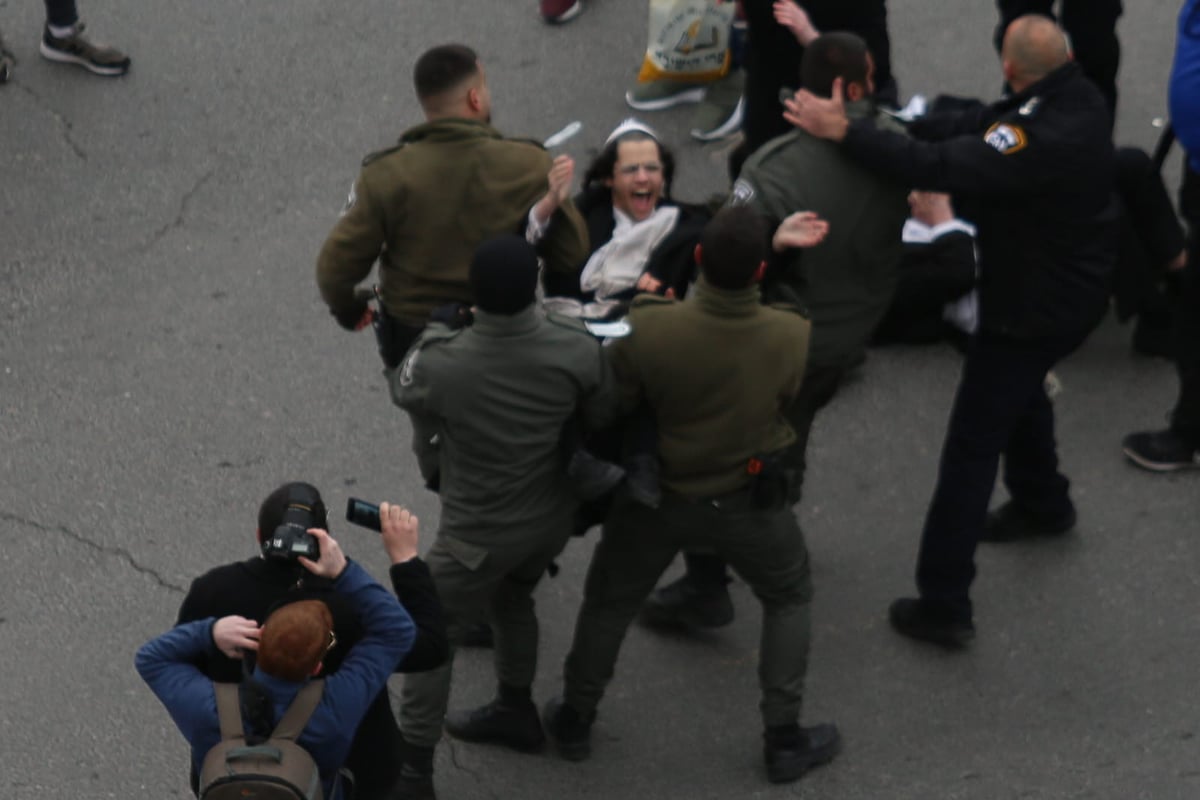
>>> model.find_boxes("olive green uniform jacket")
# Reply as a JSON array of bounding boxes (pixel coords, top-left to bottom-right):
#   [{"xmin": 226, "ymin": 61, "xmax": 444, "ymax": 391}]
[
  {"xmin": 732, "ymin": 99, "xmax": 909, "ymax": 369},
  {"xmin": 608, "ymin": 277, "xmax": 811, "ymax": 498},
  {"xmin": 317, "ymin": 118, "xmax": 589, "ymax": 326},
  {"xmin": 389, "ymin": 306, "xmax": 612, "ymax": 542}
]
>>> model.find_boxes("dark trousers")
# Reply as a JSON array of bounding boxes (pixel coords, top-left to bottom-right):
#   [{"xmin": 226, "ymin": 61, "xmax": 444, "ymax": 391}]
[
  {"xmin": 1173, "ymin": 164, "xmax": 1200, "ymax": 440},
  {"xmin": 45, "ymin": 0, "xmax": 79, "ymax": 27},
  {"xmin": 915, "ymin": 331, "xmax": 1086, "ymax": 622},
  {"xmin": 684, "ymin": 362, "xmax": 845, "ymax": 591},
  {"xmin": 996, "ymin": 0, "xmax": 1122, "ymax": 118}
]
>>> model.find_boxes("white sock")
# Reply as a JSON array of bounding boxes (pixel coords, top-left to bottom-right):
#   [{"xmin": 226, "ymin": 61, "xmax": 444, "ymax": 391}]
[{"xmin": 48, "ymin": 23, "xmax": 78, "ymax": 39}]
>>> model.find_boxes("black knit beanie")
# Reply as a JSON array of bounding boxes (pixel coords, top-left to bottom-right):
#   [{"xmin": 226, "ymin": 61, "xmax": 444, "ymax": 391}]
[{"xmin": 469, "ymin": 235, "xmax": 539, "ymax": 315}]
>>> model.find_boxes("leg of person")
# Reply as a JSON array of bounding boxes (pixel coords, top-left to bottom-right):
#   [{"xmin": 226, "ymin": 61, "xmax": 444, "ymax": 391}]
[
  {"xmin": 890, "ymin": 333, "xmax": 1070, "ymax": 646},
  {"xmin": 444, "ymin": 517, "xmax": 573, "ymax": 753},
  {"xmin": 985, "ymin": 335, "xmax": 1089, "ymax": 541},
  {"xmin": 711, "ymin": 501, "xmax": 839, "ymax": 784},
  {"xmin": 1060, "ymin": 0, "xmax": 1122, "ymax": 120},
  {"xmin": 396, "ymin": 534, "xmax": 521, "ymax": 798},
  {"xmin": 41, "ymin": 0, "xmax": 130, "ymax": 76},
  {"xmin": 730, "ymin": 0, "xmax": 803, "ymax": 179},
  {"xmin": 1124, "ymin": 162, "xmax": 1200, "ymax": 469},
  {"xmin": 0, "ymin": 26, "xmax": 14, "ymax": 84},
  {"xmin": 549, "ymin": 494, "xmax": 681, "ymax": 760}
]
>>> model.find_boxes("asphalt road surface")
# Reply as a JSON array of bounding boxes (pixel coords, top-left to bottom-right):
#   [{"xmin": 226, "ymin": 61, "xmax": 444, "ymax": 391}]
[{"xmin": 1, "ymin": 0, "xmax": 1197, "ymax": 798}]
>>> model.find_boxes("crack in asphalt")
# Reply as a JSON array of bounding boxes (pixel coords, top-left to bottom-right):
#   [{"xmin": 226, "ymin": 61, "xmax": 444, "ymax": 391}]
[
  {"xmin": 140, "ymin": 169, "xmax": 217, "ymax": 252},
  {"xmin": 14, "ymin": 83, "xmax": 88, "ymax": 161},
  {"xmin": 443, "ymin": 737, "xmax": 501, "ymax": 799},
  {"xmin": 1, "ymin": 511, "xmax": 186, "ymax": 593}
]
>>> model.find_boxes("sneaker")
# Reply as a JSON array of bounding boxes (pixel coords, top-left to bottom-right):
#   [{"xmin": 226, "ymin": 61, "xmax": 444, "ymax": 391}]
[
  {"xmin": 888, "ymin": 597, "xmax": 975, "ymax": 648},
  {"xmin": 39, "ymin": 23, "xmax": 130, "ymax": 76},
  {"xmin": 626, "ymin": 78, "xmax": 707, "ymax": 111},
  {"xmin": 979, "ymin": 500, "xmax": 1076, "ymax": 543},
  {"xmin": 690, "ymin": 69, "xmax": 745, "ymax": 141},
  {"xmin": 444, "ymin": 697, "xmax": 546, "ymax": 753},
  {"xmin": 763, "ymin": 723, "xmax": 841, "ymax": 784},
  {"xmin": 640, "ymin": 573, "xmax": 734, "ymax": 629},
  {"xmin": 541, "ymin": 0, "xmax": 584, "ymax": 24},
  {"xmin": 542, "ymin": 696, "xmax": 594, "ymax": 761},
  {"xmin": 1122, "ymin": 429, "xmax": 1200, "ymax": 472}
]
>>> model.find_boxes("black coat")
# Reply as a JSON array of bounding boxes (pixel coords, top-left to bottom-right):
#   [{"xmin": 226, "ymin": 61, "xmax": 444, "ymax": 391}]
[
  {"xmin": 842, "ymin": 62, "xmax": 1117, "ymax": 339},
  {"xmin": 177, "ymin": 556, "xmax": 447, "ymax": 800}
]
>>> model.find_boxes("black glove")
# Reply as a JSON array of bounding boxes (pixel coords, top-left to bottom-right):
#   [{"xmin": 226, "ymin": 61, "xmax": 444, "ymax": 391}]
[{"xmin": 333, "ymin": 299, "xmax": 369, "ymax": 331}]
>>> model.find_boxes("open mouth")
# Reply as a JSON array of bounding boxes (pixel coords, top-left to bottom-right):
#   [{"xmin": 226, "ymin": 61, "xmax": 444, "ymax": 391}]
[{"xmin": 630, "ymin": 190, "xmax": 656, "ymax": 217}]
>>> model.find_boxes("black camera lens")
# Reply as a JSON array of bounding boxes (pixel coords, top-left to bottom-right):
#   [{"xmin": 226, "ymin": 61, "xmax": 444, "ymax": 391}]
[{"xmin": 345, "ymin": 498, "xmax": 382, "ymax": 532}]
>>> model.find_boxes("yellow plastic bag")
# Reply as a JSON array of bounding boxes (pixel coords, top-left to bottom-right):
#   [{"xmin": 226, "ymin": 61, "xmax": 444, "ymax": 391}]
[{"xmin": 637, "ymin": 0, "xmax": 735, "ymax": 84}]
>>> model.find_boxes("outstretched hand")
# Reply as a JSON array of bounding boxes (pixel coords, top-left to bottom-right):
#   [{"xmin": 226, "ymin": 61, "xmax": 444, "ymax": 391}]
[
  {"xmin": 783, "ymin": 78, "xmax": 850, "ymax": 142},
  {"xmin": 773, "ymin": 0, "xmax": 819, "ymax": 45},
  {"xmin": 773, "ymin": 211, "xmax": 830, "ymax": 251}
]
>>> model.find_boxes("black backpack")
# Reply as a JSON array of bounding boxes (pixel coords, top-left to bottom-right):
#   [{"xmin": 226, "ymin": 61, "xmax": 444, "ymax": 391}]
[{"xmin": 199, "ymin": 680, "xmax": 326, "ymax": 800}]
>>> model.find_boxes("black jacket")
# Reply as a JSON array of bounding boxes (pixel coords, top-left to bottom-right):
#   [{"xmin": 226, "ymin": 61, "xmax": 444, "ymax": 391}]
[
  {"xmin": 842, "ymin": 62, "xmax": 1117, "ymax": 339},
  {"xmin": 177, "ymin": 556, "xmax": 447, "ymax": 800}
]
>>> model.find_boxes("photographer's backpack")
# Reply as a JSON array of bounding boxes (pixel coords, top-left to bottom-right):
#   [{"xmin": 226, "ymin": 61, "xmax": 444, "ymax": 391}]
[{"xmin": 199, "ymin": 680, "xmax": 326, "ymax": 800}]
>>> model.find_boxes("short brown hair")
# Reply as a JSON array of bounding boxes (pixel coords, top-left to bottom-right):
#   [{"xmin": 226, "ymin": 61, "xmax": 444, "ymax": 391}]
[{"xmin": 257, "ymin": 600, "xmax": 334, "ymax": 682}]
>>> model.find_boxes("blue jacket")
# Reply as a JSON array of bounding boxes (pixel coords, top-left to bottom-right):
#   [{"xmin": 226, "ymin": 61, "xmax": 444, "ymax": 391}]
[
  {"xmin": 1171, "ymin": 0, "xmax": 1200, "ymax": 172},
  {"xmin": 136, "ymin": 561, "xmax": 415, "ymax": 798}
]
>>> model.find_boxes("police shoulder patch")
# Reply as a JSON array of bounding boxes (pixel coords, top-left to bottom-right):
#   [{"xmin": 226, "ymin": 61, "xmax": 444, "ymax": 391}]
[
  {"xmin": 730, "ymin": 178, "xmax": 757, "ymax": 206},
  {"xmin": 984, "ymin": 123, "xmax": 1028, "ymax": 155}
]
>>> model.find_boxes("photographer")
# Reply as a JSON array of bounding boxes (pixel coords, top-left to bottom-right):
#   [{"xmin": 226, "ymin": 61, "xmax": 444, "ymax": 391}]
[
  {"xmin": 138, "ymin": 524, "xmax": 415, "ymax": 800},
  {"xmin": 174, "ymin": 483, "xmax": 447, "ymax": 800}
]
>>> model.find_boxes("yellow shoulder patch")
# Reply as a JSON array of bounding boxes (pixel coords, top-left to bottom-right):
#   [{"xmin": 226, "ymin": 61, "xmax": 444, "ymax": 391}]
[{"xmin": 983, "ymin": 123, "xmax": 1028, "ymax": 155}]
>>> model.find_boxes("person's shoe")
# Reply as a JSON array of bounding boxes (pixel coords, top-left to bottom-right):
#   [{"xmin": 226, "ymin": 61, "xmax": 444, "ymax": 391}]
[
  {"xmin": 640, "ymin": 574, "xmax": 734, "ymax": 629},
  {"xmin": 690, "ymin": 69, "xmax": 745, "ymax": 141},
  {"xmin": 0, "ymin": 29, "xmax": 14, "ymax": 84},
  {"xmin": 1122, "ymin": 429, "xmax": 1200, "ymax": 472},
  {"xmin": 460, "ymin": 621, "xmax": 495, "ymax": 648},
  {"xmin": 540, "ymin": 0, "xmax": 584, "ymax": 25},
  {"xmin": 980, "ymin": 500, "xmax": 1076, "ymax": 543},
  {"xmin": 392, "ymin": 740, "xmax": 437, "ymax": 800},
  {"xmin": 888, "ymin": 597, "xmax": 975, "ymax": 648},
  {"xmin": 626, "ymin": 78, "xmax": 707, "ymax": 111},
  {"xmin": 542, "ymin": 695, "xmax": 594, "ymax": 761},
  {"xmin": 444, "ymin": 697, "xmax": 546, "ymax": 753},
  {"xmin": 763, "ymin": 723, "xmax": 841, "ymax": 784},
  {"xmin": 40, "ymin": 23, "xmax": 130, "ymax": 76}
]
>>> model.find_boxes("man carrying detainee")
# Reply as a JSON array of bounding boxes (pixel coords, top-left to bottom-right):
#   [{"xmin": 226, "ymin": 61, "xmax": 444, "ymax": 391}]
[
  {"xmin": 542, "ymin": 206, "xmax": 840, "ymax": 787},
  {"xmin": 137, "ymin": 518, "xmax": 416, "ymax": 799},
  {"xmin": 787, "ymin": 14, "xmax": 1116, "ymax": 646},
  {"xmin": 316, "ymin": 43, "xmax": 588, "ymax": 367}
]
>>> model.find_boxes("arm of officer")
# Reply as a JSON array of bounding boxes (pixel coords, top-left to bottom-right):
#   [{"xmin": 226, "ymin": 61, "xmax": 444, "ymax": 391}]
[
  {"xmin": 388, "ymin": 339, "xmax": 443, "ymax": 486},
  {"xmin": 300, "ymin": 530, "xmax": 416, "ymax": 735},
  {"xmin": 316, "ymin": 171, "xmax": 388, "ymax": 330},
  {"xmin": 379, "ymin": 503, "xmax": 449, "ymax": 673}
]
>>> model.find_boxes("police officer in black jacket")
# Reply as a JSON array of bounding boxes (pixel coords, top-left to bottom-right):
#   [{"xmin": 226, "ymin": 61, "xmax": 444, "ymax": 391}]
[{"xmin": 786, "ymin": 14, "xmax": 1116, "ymax": 647}]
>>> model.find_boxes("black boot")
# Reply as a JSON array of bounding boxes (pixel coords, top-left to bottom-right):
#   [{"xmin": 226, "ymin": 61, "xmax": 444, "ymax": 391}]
[
  {"xmin": 542, "ymin": 695, "xmax": 594, "ymax": 761},
  {"xmin": 390, "ymin": 740, "xmax": 436, "ymax": 800},
  {"xmin": 763, "ymin": 722, "xmax": 841, "ymax": 784},
  {"xmin": 641, "ymin": 554, "xmax": 734, "ymax": 629},
  {"xmin": 888, "ymin": 597, "xmax": 975, "ymax": 648},
  {"xmin": 980, "ymin": 500, "xmax": 1076, "ymax": 542},
  {"xmin": 443, "ymin": 686, "xmax": 545, "ymax": 753}
]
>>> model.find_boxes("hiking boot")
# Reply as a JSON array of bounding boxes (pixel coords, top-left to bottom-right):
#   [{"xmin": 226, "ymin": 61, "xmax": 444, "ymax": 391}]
[
  {"xmin": 888, "ymin": 597, "xmax": 975, "ymax": 648},
  {"xmin": 541, "ymin": 0, "xmax": 584, "ymax": 24},
  {"xmin": 980, "ymin": 500, "xmax": 1076, "ymax": 543},
  {"xmin": 542, "ymin": 695, "xmax": 594, "ymax": 761},
  {"xmin": 444, "ymin": 697, "xmax": 545, "ymax": 753},
  {"xmin": 626, "ymin": 78, "xmax": 707, "ymax": 111},
  {"xmin": 690, "ymin": 69, "xmax": 745, "ymax": 141},
  {"xmin": 40, "ymin": 23, "xmax": 130, "ymax": 76},
  {"xmin": 640, "ymin": 573, "xmax": 734, "ymax": 629},
  {"xmin": 1122, "ymin": 429, "xmax": 1200, "ymax": 472},
  {"xmin": 763, "ymin": 723, "xmax": 841, "ymax": 784},
  {"xmin": 392, "ymin": 740, "xmax": 436, "ymax": 800}
]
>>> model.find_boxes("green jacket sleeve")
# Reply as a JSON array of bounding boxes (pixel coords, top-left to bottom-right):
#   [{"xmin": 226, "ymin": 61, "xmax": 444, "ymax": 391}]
[{"xmin": 316, "ymin": 171, "xmax": 390, "ymax": 325}]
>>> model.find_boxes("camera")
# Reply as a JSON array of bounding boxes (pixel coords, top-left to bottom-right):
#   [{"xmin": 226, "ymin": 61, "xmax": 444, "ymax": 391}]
[
  {"xmin": 261, "ymin": 487, "xmax": 324, "ymax": 562},
  {"xmin": 345, "ymin": 497, "xmax": 382, "ymax": 532}
]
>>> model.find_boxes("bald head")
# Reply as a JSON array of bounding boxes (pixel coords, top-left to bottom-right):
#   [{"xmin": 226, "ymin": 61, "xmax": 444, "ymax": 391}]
[{"xmin": 1001, "ymin": 14, "xmax": 1072, "ymax": 91}]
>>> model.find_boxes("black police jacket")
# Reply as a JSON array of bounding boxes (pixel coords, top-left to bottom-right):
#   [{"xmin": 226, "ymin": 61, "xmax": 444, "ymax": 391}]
[{"xmin": 841, "ymin": 62, "xmax": 1117, "ymax": 339}]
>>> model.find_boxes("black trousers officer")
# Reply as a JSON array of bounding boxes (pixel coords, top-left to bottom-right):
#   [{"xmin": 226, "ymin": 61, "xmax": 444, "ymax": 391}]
[
  {"xmin": 1173, "ymin": 165, "xmax": 1200, "ymax": 441},
  {"xmin": 996, "ymin": 1, "xmax": 1123, "ymax": 118},
  {"xmin": 915, "ymin": 330, "xmax": 1086, "ymax": 623}
]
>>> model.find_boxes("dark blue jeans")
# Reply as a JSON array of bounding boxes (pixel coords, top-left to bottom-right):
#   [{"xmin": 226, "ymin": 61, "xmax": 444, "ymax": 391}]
[
  {"xmin": 916, "ymin": 330, "xmax": 1087, "ymax": 622},
  {"xmin": 45, "ymin": 0, "xmax": 79, "ymax": 28}
]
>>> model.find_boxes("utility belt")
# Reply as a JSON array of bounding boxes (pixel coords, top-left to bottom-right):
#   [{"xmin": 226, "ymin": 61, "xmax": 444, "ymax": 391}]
[{"xmin": 689, "ymin": 451, "xmax": 793, "ymax": 513}]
